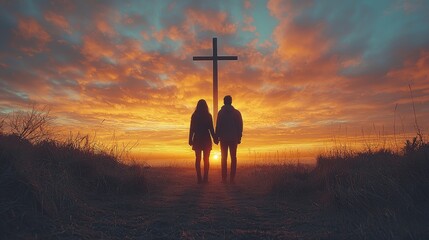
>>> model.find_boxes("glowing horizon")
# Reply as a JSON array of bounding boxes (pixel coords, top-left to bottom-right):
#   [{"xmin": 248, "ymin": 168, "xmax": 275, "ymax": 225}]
[{"xmin": 1, "ymin": 1, "xmax": 429, "ymax": 164}]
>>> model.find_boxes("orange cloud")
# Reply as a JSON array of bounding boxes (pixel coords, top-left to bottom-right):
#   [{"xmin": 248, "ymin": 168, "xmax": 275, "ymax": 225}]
[
  {"xmin": 242, "ymin": 15, "xmax": 256, "ymax": 32},
  {"xmin": 387, "ymin": 51, "xmax": 429, "ymax": 85},
  {"xmin": 185, "ymin": 8, "xmax": 237, "ymax": 35},
  {"xmin": 81, "ymin": 35, "xmax": 115, "ymax": 61},
  {"xmin": 268, "ymin": 1, "xmax": 331, "ymax": 64},
  {"xmin": 244, "ymin": 0, "xmax": 252, "ymax": 9},
  {"xmin": 96, "ymin": 19, "xmax": 116, "ymax": 36},
  {"xmin": 93, "ymin": 7, "xmax": 120, "ymax": 36},
  {"xmin": 44, "ymin": 11, "xmax": 70, "ymax": 32},
  {"xmin": 14, "ymin": 17, "xmax": 51, "ymax": 55},
  {"xmin": 16, "ymin": 18, "xmax": 51, "ymax": 42},
  {"xmin": 154, "ymin": 25, "xmax": 184, "ymax": 42}
]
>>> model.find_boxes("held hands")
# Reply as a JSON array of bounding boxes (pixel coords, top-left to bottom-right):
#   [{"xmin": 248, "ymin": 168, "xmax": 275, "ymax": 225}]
[{"xmin": 213, "ymin": 134, "xmax": 219, "ymax": 145}]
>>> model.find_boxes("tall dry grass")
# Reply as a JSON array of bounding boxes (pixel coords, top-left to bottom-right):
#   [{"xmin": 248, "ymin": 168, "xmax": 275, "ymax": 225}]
[
  {"xmin": 270, "ymin": 139, "xmax": 429, "ymax": 239},
  {"xmin": 0, "ymin": 108, "xmax": 147, "ymax": 239}
]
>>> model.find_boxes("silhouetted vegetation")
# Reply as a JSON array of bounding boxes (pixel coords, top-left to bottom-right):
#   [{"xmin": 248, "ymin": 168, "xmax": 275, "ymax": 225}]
[
  {"xmin": 0, "ymin": 108, "xmax": 147, "ymax": 239},
  {"xmin": 271, "ymin": 138, "xmax": 429, "ymax": 239}
]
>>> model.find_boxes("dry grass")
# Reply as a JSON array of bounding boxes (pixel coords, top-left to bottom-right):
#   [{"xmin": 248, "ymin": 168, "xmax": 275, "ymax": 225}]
[
  {"xmin": 270, "ymin": 139, "xmax": 429, "ymax": 239},
  {"xmin": 0, "ymin": 134, "xmax": 147, "ymax": 239},
  {"xmin": 0, "ymin": 106, "xmax": 148, "ymax": 238}
]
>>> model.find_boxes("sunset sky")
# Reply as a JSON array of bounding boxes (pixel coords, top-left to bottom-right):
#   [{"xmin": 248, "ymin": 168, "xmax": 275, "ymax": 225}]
[{"xmin": 1, "ymin": 0, "xmax": 429, "ymax": 164}]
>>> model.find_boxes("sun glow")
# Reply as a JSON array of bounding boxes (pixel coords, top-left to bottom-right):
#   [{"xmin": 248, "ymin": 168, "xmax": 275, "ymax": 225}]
[{"xmin": 212, "ymin": 151, "xmax": 220, "ymax": 161}]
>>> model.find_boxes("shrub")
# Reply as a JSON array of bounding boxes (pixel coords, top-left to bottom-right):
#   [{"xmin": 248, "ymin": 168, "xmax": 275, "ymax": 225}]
[{"xmin": 6, "ymin": 105, "xmax": 53, "ymax": 143}]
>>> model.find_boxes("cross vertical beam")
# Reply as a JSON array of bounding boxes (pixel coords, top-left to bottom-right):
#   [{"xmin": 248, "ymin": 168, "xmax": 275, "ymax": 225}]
[
  {"xmin": 213, "ymin": 37, "xmax": 218, "ymax": 125},
  {"xmin": 193, "ymin": 37, "xmax": 238, "ymax": 125}
]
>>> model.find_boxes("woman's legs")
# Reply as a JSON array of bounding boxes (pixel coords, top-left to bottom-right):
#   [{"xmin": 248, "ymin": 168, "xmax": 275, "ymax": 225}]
[
  {"xmin": 195, "ymin": 150, "xmax": 202, "ymax": 183},
  {"xmin": 202, "ymin": 149, "xmax": 210, "ymax": 183}
]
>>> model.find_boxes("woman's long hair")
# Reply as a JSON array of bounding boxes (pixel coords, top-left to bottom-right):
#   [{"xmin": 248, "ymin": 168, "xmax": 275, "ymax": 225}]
[
  {"xmin": 194, "ymin": 99, "xmax": 209, "ymax": 115},
  {"xmin": 193, "ymin": 99, "xmax": 211, "ymax": 124}
]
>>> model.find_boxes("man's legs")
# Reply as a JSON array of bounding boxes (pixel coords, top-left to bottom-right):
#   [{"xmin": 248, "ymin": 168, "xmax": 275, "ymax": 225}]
[
  {"xmin": 229, "ymin": 142, "xmax": 238, "ymax": 183},
  {"xmin": 203, "ymin": 149, "xmax": 210, "ymax": 183},
  {"xmin": 195, "ymin": 150, "xmax": 202, "ymax": 183},
  {"xmin": 220, "ymin": 141, "xmax": 229, "ymax": 182}
]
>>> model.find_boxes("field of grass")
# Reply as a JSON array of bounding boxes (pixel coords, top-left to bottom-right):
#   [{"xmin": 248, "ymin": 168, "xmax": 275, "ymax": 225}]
[
  {"xmin": 0, "ymin": 134, "xmax": 147, "ymax": 239},
  {"xmin": 2, "ymin": 131, "xmax": 429, "ymax": 239},
  {"xmin": 270, "ymin": 140, "xmax": 429, "ymax": 239}
]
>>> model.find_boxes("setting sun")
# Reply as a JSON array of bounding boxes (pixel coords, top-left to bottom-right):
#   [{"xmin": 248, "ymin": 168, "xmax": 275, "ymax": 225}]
[{"xmin": 212, "ymin": 151, "xmax": 220, "ymax": 161}]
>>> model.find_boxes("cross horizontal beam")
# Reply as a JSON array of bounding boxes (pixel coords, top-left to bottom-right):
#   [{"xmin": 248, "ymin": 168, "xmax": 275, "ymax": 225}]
[{"xmin": 193, "ymin": 56, "xmax": 238, "ymax": 61}]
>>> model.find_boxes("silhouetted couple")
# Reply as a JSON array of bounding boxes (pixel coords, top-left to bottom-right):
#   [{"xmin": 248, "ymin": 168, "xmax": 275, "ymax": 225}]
[{"xmin": 189, "ymin": 95, "xmax": 243, "ymax": 184}]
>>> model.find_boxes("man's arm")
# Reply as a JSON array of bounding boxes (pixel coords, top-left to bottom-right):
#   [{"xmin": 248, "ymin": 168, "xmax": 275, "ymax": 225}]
[
  {"xmin": 236, "ymin": 110, "xmax": 243, "ymax": 144},
  {"xmin": 209, "ymin": 115, "xmax": 218, "ymax": 144},
  {"xmin": 215, "ymin": 110, "xmax": 222, "ymax": 141}
]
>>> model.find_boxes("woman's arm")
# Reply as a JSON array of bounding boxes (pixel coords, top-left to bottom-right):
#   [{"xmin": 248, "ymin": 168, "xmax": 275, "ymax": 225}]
[
  {"xmin": 189, "ymin": 116, "xmax": 194, "ymax": 146},
  {"xmin": 209, "ymin": 116, "xmax": 218, "ymax": 144}
]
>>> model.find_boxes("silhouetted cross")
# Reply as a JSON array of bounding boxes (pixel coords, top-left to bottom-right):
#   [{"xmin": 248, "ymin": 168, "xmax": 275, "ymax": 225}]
[{"xmin": 193, "ymin": 37, "xmax": 238, "ymax": 124}]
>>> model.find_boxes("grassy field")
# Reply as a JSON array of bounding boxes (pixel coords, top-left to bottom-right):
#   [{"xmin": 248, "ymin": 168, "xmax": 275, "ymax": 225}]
[
  {"xmin": 0, "ymin": 134, "xmax": 147, "ymax": 239},
  {"xmin": 271, "ymin": 145, "xmax": 429, "ymax": 239},
  {"xmin": 1, "ymin": 130, "xmax": 429, "ymax": 239}
]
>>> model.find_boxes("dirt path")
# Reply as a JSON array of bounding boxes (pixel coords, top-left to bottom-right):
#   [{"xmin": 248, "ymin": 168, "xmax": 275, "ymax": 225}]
[{"xmin": 85, "ymin": 166, "xmax": 339, "ymax": 239}]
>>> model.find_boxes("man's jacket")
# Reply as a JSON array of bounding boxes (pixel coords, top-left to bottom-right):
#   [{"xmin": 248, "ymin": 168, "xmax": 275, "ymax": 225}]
[{"xmin": 215, "ymin": 105, "xmax": 243, "ymax": 143}]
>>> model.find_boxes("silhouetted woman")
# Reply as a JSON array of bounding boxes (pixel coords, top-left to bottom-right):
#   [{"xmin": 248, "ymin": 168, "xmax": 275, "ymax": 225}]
[{"xmin": 189, "ymin": 99, "xmax": 216, "ymax": 184}]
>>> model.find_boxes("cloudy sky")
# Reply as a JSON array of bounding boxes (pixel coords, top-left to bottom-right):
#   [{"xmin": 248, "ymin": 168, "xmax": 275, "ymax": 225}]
[{"xmin": 1, "ymin": 0, "xmax": 428, "ymax": 163}]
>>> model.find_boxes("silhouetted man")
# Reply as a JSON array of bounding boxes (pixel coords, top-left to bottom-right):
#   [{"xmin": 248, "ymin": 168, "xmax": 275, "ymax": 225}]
[{"xmin": 215, "ymin": 95, "xmax": 243, "ymax": 183}]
